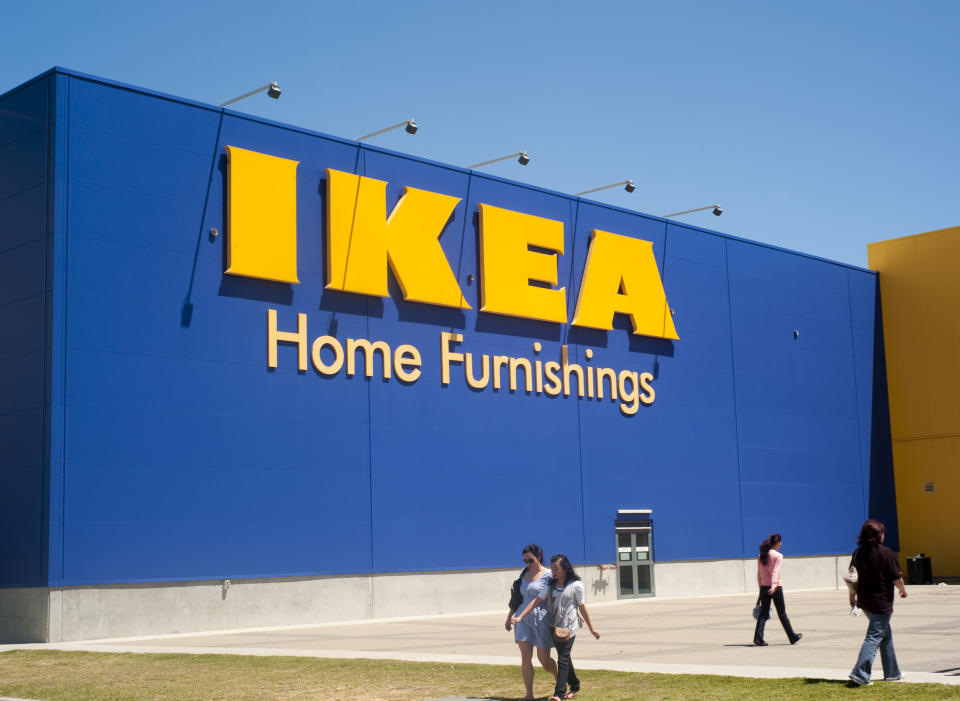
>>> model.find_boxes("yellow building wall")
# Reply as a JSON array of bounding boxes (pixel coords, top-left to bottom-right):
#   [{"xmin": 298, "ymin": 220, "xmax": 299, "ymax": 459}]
[{"xmin": 868, "ymin": 226, "xmax": 960, "ymax": 577}]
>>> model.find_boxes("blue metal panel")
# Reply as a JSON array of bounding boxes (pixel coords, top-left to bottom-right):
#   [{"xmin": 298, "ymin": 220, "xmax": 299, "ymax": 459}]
[
  {"xmin": 0, "ymin": 69, "xmax": 896, "ymax": 585},
  {"xmin": 0, "ymin": 77, "xmax": 48, "ymax": 150},
  {"xmin": 68, "ymin": 78, "xmax": 219, "ymax": 157},
  {"xmin": 58, "ymin": 78, "xmax": 373, "ymax": 583},
  {"xmin": 46, "ymin": 72, "xmax": 71, "ymax": 586},
  {"xmin": 0, "ymin": 185, "xmax": 47, "ymax": 255},
  {"xmin": 63, "ymin": 453, "xmax": 371, "ymax": 582},
  {"xmin": 361, "ymin": 162, "xmax": 585, "ymax": 571},
  {"xmin": 0, "ymin": 75, "xmax": 51, "ymax": 587},
  {"xmin": 580, "ymin": 220, "xmax": 743, "ymax": 563},
  {"xmin": 0, "ymin": 130, "xmax": 45, "ymax": 203},
  {"xmin": 727, "ymin": 240, "xmax": 868, "ymax": 555}
]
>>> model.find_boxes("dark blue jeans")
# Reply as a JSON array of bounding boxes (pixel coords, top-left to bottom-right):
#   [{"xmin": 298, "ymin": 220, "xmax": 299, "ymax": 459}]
[
  {"xmin": 553, "ymin": 634, "xmax": 580, "ymax": 697},
  {"xmin": 753, "ymin": 586, "xmax": 799, "ymax": 644},
  {"xmin": 850, "ymin": 611, "xmax": 901, "ymax": 683}
]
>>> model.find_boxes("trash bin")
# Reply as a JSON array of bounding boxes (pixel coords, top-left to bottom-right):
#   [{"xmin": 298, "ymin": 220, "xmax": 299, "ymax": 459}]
[{"xmin": 906, "ymin": 554, "xmax": 933, "ymax": 584}]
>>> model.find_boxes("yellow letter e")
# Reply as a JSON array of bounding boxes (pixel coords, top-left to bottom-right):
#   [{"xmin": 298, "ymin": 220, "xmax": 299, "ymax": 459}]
[{"xmin": 478, "ymin": 203, "xmax": 566, "ymax": 323}]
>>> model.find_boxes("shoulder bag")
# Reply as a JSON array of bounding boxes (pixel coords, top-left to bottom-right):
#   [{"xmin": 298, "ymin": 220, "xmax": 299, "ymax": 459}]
[{"xmin": 508, "ymin": 566, "xmax": 528, "ymax": 611}]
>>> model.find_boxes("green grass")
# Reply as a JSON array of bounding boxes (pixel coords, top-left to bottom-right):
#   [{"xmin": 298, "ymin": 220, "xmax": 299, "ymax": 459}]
[{"xmin": 0, "ymin": 650, "xmax": 958, "ymax": 700}]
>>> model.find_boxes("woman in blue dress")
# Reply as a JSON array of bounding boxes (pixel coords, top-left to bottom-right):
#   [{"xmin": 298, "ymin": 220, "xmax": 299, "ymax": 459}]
[
  {"xmin": 504, "ymin": 544, "xmax": 557, "ymax": 700},
  {"xmin": 514, "ymin": 554, "xmax": 600, "ymax": 700}
]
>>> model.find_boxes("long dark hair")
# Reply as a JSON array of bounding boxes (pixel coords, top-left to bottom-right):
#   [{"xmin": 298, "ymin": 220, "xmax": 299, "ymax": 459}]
[
  {"xmin": 857, "ymin": 519, "xmax": 885, "ymax": 548},
  {"xmin": 522, "ymin": 544, "xmax": 545, "ymax": 564},
  {"xmin": 548, "ymin": 554, "xmax": 581, "ymax": 584},
  {"xmin": 759, "ymin": 533, "xmax": 782, "ymax": 566}
]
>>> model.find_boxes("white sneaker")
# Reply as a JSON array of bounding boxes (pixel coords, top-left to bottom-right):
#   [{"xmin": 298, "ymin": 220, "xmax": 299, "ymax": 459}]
[{"xmin": 848, "ymin": 676, "xmax": 872, "ymax": 686}]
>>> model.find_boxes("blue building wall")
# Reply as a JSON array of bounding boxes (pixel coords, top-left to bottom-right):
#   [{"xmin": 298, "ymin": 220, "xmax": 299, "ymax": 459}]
[
  {"xmin": 0, "ymin": 74, "xmax": 55, "ymax": 588},
  {"xmin": 0, "ymin": 69, "xmax": 897, "ymax": 588}
]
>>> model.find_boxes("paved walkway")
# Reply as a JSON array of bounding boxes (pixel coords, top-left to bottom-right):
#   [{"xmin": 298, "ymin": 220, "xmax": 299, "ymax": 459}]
[{"xmin": 3, "ymin": 586, "xmax": 959, "ymax": 687}]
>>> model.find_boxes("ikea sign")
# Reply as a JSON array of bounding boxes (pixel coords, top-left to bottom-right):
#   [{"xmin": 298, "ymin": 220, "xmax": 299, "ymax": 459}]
[{"xmin": 223, "ymin": 145, "xmax": 675, "ymax": 416}]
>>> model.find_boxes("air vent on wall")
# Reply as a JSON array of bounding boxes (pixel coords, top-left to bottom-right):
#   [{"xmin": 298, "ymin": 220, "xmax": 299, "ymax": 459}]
[{"xmin": 923, "ymin": 481, "xmax": 935, "ymax": 494}]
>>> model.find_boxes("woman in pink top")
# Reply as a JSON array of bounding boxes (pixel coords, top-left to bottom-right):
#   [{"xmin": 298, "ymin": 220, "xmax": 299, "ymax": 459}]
[{"xmin": 753, "ymin": 533, "xmax": 802, "ymax": 646}]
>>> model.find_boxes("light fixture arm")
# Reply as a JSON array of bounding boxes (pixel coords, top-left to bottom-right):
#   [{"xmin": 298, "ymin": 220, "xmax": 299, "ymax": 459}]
[
  {"xmin": 218, "ymin": 82, "xmax": 281, "ymax": 108},
  {"xmin": 356, "ymin": 119, "xmax": 417, "ymax": 141},
  {"xmin": 466, "ymin": 151, "xmax": 530, "ymax": 169},
  {"xmin": 661, "ymin": 204, "xmax": 722, "ymax": 218},
  {"xmin": 574, "ymin": 179, "xmax": 635, "ymax": 196}
]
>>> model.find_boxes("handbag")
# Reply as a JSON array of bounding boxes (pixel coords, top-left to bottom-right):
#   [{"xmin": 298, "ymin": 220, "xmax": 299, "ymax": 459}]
[
  {"xmin": 752, "ymin": 596, "xmax": 771, "ymax": 621},
  {"xmin": 508, "ymin": 567, "xmax": 528, "ymax": 611},
  {"xmin": 843, "ymin": 550, "xmax": 860, "ymax": 584},
  {"xmin": 843, "ymin": 550, "xmax": 858, "ymax": 591}
]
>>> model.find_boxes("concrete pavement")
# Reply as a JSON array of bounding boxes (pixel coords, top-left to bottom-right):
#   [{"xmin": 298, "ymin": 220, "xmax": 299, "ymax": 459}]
[{"xmin": 3, "ymin": 586, "xmax": 958, "ymax": 686}]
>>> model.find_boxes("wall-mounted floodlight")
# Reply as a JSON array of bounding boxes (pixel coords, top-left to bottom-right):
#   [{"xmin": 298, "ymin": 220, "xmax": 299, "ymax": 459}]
[
  {"xmin": 218, "ymin": 81, "xmax": 282, "ymax": 108},
  {"xmin": 356, "ymin": 119, "xmax": 418, "ymax": 141},
  {"xmin": 662, "ymin": 204, "xmax": 723, "ymax": 218},
  {"xmin": 466, "ymin": 151, "xmax": 531, "ymax": 169},
  {"xmin": 574, "ymin": 179, "xmax": 636, "ymax": 197}
]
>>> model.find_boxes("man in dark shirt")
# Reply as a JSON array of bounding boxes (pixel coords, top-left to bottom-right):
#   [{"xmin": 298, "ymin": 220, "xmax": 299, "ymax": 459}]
[{"xmin": 848, "ymin": 519, "xmax": 907, "ymax": 686}]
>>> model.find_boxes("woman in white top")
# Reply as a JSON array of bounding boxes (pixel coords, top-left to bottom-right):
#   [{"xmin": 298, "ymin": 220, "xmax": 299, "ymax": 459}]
[{"xmin": 513, "ymin": 554, "xmax": 599, "ymax": 700}]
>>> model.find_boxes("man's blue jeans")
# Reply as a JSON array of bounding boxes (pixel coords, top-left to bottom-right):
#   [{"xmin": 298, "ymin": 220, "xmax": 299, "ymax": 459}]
[{"xmin": 850, "ymin": 611, "xmax": 901, "ymax": 683}]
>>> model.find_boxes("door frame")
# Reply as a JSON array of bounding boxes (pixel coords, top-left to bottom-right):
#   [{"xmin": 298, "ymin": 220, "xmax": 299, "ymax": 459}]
[{"xmin": 615, "ymin": 509, "xmax": 655, "ymax": 599}]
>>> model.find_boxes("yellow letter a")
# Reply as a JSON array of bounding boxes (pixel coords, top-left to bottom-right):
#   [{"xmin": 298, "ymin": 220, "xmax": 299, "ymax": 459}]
[
  {"xmin": 571, "ymin": 230, "xmax": 679, "ymax": 339},
  {"xmin": 325, "ymin": 169, "xmax": 470, "ymax": 309}
]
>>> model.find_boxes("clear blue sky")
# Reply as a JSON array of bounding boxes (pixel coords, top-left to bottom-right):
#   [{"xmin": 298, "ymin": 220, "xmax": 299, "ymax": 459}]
[{"xmin": 4, "ymin": 1, "xmax": 958, "ymax": 268}]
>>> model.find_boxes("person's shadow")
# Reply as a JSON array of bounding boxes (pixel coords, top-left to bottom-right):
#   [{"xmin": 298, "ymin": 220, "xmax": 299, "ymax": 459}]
[{"xmin": 804, "ymin": 679, "xmax": 857, "ymax": 687}]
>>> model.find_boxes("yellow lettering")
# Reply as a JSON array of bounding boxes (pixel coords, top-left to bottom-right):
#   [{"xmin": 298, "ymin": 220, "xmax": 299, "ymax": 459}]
[
  {"xmin": 267, "ymin": 309, "xmax": 307, "ymax": 370},
  {"xmin": 492, "ymin": 355, "xmax": 510, "ymax": 390},
  {"xmin": 639, "ymin": 371, "xmax": 655, "ymax": 405},
  {"xmin": 465, "ymin": 353, "xmax": 490, "ymax": 389},
  {"xmin": 393, "ymin": 344, "xmax": 422, "ymax": 383},
  {"xmin": 311, "ymin": 335, "xmax": 344, "ymax": 375},
  {"xmin": 533, "ymin": 343, "xmax": 544, "ymax": 393},
  {"xmin": 346, "ymin": 338, "xmax": 391, "ymax": 378},
  {"xmin": 478, "ymin": 203, "xmax": 566, "ymax": 323},
  {"xmin": 441, "ymin": 332, "xmax": 463, "ymax": 385},
  {"xmin": 561, "ymin": 345, "xmax": 585, "ymax": 398},
  {"xmin": 596, "ymin": 367, "xmax": 617, "ymax": 400},
  {"xmin": 543, "ymin": 361, "xmax": 562, "ymax": 396},
  {"xmin": 572, "ymin": 230, "xmax": 679, "ymax": 339},
  {"xmin": 225, "ymin": 146, "xmax": 299, "ymax": 283},
  {"xmin": 509, "ymin": 356, "xmax": 533, "ymax": 393},
  {"xmin": 618, "ymin": 370, "xmax": 640, "ymax": 416},
  {"xmin": 325, "ymin": 169, "xmax": 469, "ymax": 309}
]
